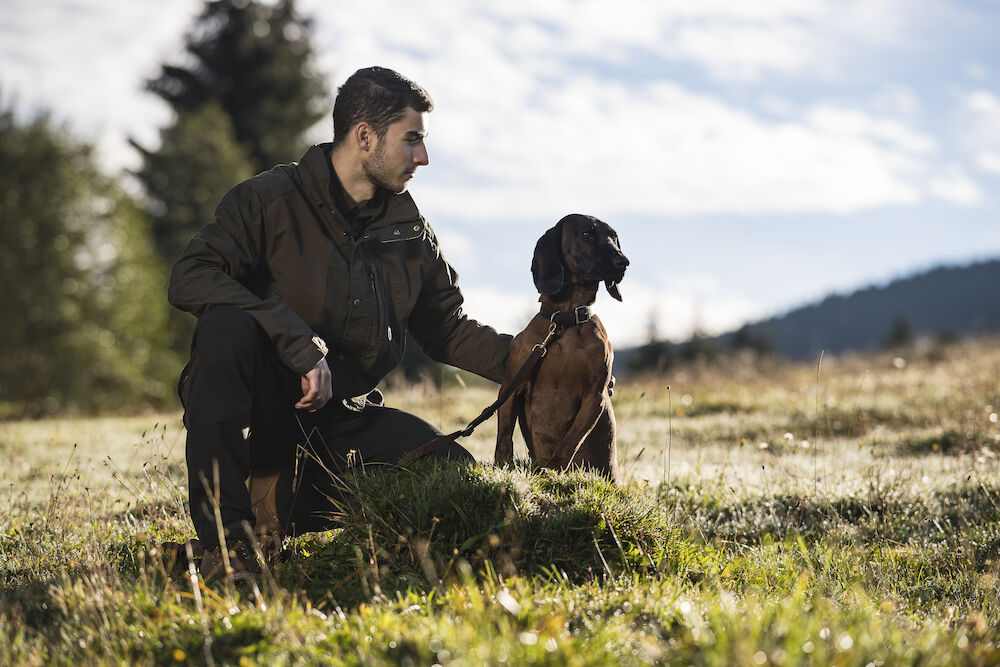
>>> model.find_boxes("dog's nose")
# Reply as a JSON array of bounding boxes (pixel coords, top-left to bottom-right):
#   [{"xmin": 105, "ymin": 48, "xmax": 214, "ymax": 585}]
[{"xmin": 615, "ymin": 255, "xmax": 630, "ymax": 269}]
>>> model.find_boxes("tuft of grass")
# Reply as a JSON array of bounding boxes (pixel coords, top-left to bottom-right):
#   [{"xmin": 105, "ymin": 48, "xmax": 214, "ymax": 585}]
[{"xmin": 279, "ymin": 459, "xmax": 690, "ymax": 605}]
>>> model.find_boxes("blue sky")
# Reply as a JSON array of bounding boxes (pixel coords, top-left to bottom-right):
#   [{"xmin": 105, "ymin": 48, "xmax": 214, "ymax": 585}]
[{"xmin": 3, "ymin": 0, "xmax": 1000, "ymax": 346}]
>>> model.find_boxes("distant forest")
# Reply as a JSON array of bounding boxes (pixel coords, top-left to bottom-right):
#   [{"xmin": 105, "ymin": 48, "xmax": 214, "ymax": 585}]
[{"xmin": 620, "ymin": 258, "xmax": 1000, "ymax": 373}]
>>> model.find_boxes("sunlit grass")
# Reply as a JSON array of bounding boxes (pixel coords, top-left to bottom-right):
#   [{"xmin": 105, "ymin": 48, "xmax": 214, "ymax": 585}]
[{"xmin": 3, "ymin": 336, "xmax": 1000, "ymax": 663}]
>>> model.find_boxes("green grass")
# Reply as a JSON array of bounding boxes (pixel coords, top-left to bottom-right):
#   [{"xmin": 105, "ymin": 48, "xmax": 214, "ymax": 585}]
[{"xmin": 3, "ymin": 337, "xmax": 1000, "ymax": 664}]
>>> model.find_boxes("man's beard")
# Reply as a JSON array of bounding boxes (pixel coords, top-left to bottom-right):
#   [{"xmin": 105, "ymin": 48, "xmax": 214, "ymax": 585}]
[{"xmin": 362, "ymin": 142, "xmax": 406, "ymax": 194}]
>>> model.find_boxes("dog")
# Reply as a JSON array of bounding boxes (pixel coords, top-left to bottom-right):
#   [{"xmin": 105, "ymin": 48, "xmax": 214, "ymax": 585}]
[{"xmin": 494, "ymin": 214, "xmax": 628, "ymax": 480}]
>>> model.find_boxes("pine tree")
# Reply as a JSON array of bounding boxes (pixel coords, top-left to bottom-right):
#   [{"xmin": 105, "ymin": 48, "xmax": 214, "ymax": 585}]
[
  {"xmin": 132, "ymin": 102, "xmax": 254, "ymax": 265},
  {"xmin": 0, "ymin": 101, "xmax": 180, "ymax": 416},
  {"xmin": 132, "ymin": 0, "xmax": 330, "ymax": 357},
  {"xmin": 144, "ymin": 0, "xmax": 329, "ymax": 172}
]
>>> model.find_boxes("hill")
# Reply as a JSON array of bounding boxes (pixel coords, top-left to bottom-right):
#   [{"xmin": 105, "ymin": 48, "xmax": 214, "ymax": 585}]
[
  {"xmin": 721, "ymin": 257, "xmax": 1000, "ymax": 359},
  {"xmin": 617, "ymin": 257, "xmax": 1000, "ymax": 372}
]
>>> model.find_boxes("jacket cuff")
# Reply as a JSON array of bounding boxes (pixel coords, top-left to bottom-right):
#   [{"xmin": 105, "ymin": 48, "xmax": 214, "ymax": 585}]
[{"xmin": 285, "ymin": 335, "xmax": 327, "ymax": 376}]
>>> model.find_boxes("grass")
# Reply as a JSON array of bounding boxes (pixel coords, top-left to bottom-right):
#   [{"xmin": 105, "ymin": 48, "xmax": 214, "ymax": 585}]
[{"xmin": 3, "ymin": 337, "xmax": 1000, "ymax": 664}]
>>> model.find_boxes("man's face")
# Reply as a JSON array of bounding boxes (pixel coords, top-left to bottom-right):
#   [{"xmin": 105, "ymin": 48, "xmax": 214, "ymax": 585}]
[{"xmin": 362, "ymin": 107, "xmax": 429, "ymax": 194}]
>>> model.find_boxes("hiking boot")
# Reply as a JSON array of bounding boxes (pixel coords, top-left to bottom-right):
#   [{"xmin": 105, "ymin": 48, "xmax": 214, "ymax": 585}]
[
  {"xmin": 199, "ymin": 540, "xmax": 261, "ymax": 583},
  {"xmin": 155, "ymin": 539, "xmax": 204, "ymax": 576},
  {"xmin": 249, "ymin": 466, "xmax": 291, "ymax": 562}
]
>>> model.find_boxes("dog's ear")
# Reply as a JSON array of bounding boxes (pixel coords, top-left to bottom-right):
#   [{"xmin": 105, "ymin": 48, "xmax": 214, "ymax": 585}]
[
  {"xmin": 531, "ymin": 223, "xmax": 566, "ymax": 296},
  {"xmin": 605, "ymin": 280, "xmax": 622, "ymax": 301}
]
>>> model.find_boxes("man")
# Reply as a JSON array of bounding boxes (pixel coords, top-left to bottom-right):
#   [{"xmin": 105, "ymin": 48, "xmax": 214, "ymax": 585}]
[{"xmin": 168, "ymin": 66, "xmax": 511, "ymax": 580}]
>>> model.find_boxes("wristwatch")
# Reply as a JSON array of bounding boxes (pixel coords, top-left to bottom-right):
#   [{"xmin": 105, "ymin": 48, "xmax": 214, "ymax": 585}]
[{"xmin": 312, "ymin": 335, "xmax": 329, "ymax": 357}]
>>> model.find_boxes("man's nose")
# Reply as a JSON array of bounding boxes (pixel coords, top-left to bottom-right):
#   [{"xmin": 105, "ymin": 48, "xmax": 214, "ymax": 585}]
[{"xmin": 414, "ymin": 142, "xmax": 429, "ymax": 166}]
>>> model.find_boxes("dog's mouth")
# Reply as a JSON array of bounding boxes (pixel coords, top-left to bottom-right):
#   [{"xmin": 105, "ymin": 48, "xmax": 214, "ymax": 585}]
[{"xmin": 605, "ymin": 261, "xmax": 629, "ymax": 300}]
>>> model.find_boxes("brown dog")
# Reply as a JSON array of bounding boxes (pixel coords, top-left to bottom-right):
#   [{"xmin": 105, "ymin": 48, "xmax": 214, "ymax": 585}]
[{"xmin": 494, "ymin": 214, "xmax": 628, "ymax": 480}]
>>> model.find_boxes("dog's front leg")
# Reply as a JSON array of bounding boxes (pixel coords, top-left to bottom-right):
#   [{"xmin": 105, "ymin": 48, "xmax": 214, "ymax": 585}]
[
  {"xmin": 549, "ymin": 392, "xmax": 606, "ymax": 469},
  {"xmin": 495, "ymin": 388, "xmax": 519, "ymax": 462}
]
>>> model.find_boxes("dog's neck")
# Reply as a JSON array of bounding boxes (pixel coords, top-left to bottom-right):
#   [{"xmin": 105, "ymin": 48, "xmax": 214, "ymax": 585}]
[{"xmin": 539, "ymin": 282, "xmax": 599, "ymax": 312}]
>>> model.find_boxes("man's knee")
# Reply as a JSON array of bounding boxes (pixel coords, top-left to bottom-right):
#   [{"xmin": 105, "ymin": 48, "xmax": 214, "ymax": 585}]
[
  {"xmin": 432, "ymin": 440, "xmax": 475, "ymax": 463},
  {"xmin": 191, "ymin": 306, "xmax": 261, "ymax": 358}
]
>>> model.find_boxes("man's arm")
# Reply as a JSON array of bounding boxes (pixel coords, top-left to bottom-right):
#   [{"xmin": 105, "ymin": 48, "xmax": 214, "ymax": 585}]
[
  {"xmin": 407, "ymin": 247, "xmax": 512, "ymax": 382},
  {"xmin": 167, "ymin": 182, "xmax": 332, "ymax": 407}
]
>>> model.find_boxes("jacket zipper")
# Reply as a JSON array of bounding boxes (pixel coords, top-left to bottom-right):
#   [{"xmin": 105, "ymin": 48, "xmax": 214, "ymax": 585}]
[{"xmin": 369, "ymin": 264, "xmax": 388, "ymax": 346}]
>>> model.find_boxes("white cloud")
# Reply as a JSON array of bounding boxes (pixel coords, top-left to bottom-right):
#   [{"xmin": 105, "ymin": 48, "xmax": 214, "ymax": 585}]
[
  {"xmin": 805, "ymin": 105, "xmax": 935, "ymax": 153},
  {"xmin": 291, "ymin": 1, "xmax": 941, "ymax": 220},
  {"xmin": 960, "ymin": 89, "xmax": 1000, "ymax": 176},
  {"xmin": 417, "ymin": 78, "xmax": 931, "ymax": 220},
  {"xmin": 978, "ymin": 151, "xmax": 1000, "ymax": 173},
  {"xmin": 928, "ymin": 167, "xmax": 982, "ymax": 206},
  {"xmin": 0, "ymin": 0, "xmax": 201, "ymax": 170},
  {"xmin": 482, "ymin": 0, "xmax": 916, "ymax": 83},
  {"xmin": 967, "ymin": 90, "xmax": 1000, "ymax": 116}
]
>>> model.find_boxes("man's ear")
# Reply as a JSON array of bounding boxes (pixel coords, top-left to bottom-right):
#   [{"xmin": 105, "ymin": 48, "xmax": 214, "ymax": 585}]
[
  {"xmin": 354, "ymin": 122, "xmax": 375, "ymax": 152},
  {"xmin": 531, "ymin": 222, "xmax": 566, "ymax": 296}
]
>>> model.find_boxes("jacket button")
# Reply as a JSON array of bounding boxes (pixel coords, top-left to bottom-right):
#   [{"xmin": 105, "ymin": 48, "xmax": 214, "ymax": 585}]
[
  {"xmin": 413, "ymin": 225, "xmax": 420, "ymax": 231},
  {"xmin": 353, "ymin": 299, "xmax": 361, "ymax": 306},
  {"xmin": 393, "ymin": 229, "xmax": 400, "ymax": 236}
]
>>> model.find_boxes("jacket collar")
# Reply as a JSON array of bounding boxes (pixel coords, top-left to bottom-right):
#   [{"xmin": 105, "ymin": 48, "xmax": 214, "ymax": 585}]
[{"xmin": 295, "ymin": 143, "xmax": 422, "ymax": 227}]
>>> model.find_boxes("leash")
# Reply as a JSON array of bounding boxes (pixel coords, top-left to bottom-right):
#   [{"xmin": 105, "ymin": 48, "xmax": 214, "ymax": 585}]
[{"xmin": 401, "ymin": 317, "xmax": 570, "ymax": 462}]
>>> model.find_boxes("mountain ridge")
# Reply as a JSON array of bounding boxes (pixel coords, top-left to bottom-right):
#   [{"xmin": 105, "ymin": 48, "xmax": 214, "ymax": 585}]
[{"xmin": 618, "ymin": 257, "xmax": 1000, "ymax": 371}]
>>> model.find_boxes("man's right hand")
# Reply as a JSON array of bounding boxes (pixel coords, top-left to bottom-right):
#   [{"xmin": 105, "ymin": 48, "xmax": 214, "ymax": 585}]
[{"xmin": 296, "ymin": 357, "xmax": 332, "ymax": 412}]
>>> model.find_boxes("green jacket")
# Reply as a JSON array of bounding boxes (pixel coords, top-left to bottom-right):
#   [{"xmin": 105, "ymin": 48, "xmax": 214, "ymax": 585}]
[{"xmin": 168, "ymin": 143, "xmax": 511, "ymax": 400}]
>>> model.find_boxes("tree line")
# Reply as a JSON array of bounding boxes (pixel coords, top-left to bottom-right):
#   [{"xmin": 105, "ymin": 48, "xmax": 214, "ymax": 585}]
[{"xmin": 0, "ymin": 0, "xmax": 328, "ymax": 418}]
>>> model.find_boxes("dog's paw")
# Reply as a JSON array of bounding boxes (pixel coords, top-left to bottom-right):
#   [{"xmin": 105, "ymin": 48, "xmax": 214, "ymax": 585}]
[
  {"xmin": 494, "ymin": 443, "xmax": 514, "ymax": 463},
  {"xmin": 547, "ymin": 453, "xmax": 574, "ymax": 470}
]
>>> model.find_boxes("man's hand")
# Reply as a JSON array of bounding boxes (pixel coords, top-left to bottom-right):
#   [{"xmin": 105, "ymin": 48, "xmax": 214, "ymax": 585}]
[{"xmin": 295, "ymin": 357, "xmax": 332, "ymax": 412}]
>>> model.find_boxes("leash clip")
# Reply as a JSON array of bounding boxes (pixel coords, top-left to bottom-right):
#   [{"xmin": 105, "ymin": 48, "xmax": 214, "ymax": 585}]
[{"xmin": 532, "ymin": 322, "xmax": 560, "ymax": 358}]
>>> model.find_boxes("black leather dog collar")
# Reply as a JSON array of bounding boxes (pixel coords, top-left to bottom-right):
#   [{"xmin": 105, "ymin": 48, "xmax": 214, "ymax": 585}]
[{"xmin": 539, "ymin": 304, "xmax": 592, "ymax": 327}]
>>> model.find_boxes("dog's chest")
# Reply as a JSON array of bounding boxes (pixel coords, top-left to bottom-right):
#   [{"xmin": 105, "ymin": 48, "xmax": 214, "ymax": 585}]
[{"xmin": 532, "ymin": 322, "xmax": 609, "ymax": 383}]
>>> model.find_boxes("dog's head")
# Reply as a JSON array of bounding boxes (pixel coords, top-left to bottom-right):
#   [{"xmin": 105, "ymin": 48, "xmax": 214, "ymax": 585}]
[{"xmin": 531, "ymin": 214, "xmax": 629, "ymax": 301}]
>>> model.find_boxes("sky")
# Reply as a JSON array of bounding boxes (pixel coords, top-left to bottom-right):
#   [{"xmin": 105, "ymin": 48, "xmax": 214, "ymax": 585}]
[{"xmin": 3, "ymin": 0, "xmax": 1000, "ymax": 347}]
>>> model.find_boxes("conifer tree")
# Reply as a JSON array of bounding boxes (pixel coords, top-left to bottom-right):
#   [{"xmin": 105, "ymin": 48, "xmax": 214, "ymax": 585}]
[
  {"xmin": 145, "ymin": 0, "xmax": 329, "ymax": 172},
  {"xmin": 0, "ymin": 101, "xmax": 179, "ymax": 416}
]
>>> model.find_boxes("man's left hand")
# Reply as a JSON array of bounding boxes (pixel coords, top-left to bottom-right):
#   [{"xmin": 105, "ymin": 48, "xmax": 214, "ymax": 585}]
[{"xmin": 296, "ymin": 357, "xmax": 333, "ymax": 412}]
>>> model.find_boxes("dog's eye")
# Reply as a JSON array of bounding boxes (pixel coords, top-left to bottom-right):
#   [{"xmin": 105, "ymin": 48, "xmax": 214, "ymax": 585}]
[{"xmin": 582, "ymin": 231, "xmax": 593, "ymax": 241}]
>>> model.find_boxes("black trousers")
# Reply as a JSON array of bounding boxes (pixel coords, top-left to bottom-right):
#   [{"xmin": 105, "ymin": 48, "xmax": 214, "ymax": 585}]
[{"xmin": 179, "ymin": 305, "xmax": 471, "ymax": 548}]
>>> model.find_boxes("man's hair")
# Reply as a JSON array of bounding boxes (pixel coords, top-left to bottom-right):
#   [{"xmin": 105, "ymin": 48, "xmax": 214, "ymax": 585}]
[{"xmin": 332, "ymin": 66, "xmax": 434, "ymax": 145}]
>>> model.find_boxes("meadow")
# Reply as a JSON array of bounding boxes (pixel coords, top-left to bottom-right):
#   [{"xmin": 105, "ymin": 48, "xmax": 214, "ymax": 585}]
[{"xmin": 2, "ymin": 337, "xmax": 1000, "ymax": 665}]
